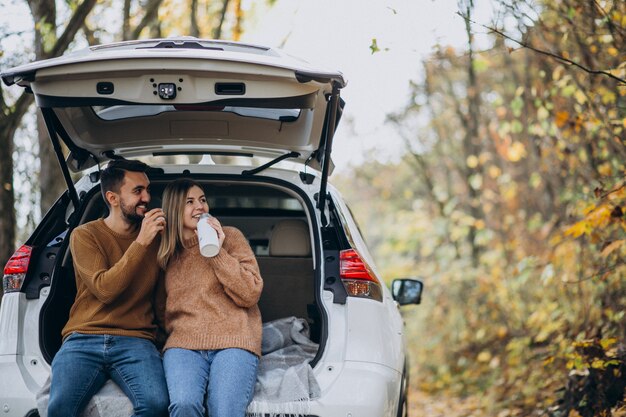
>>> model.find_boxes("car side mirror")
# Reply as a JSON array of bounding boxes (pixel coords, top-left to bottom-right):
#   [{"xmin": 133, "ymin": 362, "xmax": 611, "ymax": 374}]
[{"xmin": 391, "ymin": 278, "xmax": 423, "ymax": 305}]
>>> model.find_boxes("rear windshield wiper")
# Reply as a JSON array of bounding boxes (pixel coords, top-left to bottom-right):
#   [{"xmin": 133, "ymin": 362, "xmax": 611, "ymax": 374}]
[{"xmin": 242, "ymin": 151, "xmax": 300, "ymax": 176}]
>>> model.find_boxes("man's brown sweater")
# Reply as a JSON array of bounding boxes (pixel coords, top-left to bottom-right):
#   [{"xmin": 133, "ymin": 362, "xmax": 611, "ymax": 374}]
[
  {"xmin": 62, "ymin": 218, "xmax": 161, "ymax": 341},
  {"xmin": 162, "ymin": 227, "xmax": 263, "ymax": 357}
]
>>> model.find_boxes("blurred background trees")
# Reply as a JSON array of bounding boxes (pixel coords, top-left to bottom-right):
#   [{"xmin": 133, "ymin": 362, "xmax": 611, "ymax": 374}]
[
  {"xmin": 1, "ymin": 0, "xmax": 624, "ymax": 414},
  {"xmin": 336, "ymin": 0, "xmax": 625, "ymax": 415}
]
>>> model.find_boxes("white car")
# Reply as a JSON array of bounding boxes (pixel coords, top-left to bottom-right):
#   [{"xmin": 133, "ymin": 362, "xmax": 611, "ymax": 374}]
[{"xmin": 0, "ymin": 38, "xmax": 423, "ymax": 417}]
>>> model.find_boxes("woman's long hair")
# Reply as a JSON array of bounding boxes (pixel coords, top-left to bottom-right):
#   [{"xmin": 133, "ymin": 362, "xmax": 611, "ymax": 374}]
[{"xmin": 157, "ymin": 178, "xmax": 204, "ymax": 269}]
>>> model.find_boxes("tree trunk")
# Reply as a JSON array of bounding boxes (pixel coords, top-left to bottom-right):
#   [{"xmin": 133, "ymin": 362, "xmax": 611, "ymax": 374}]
[
  {"xmin": 0, "ymin": 93, "xmax": 33, "ymax": 282},
  {"xmin": 0, "ymin": 127, "xmax": 15, "ymax": 296},
  {"xmin": 27, "ymin": 0, "xmax": 65, "ymax": 218},
  {"xmin": 122, "ymin": 0, "xmax": 132, "ymax": 40},
  {"xmin": 213, "ymin": 0, "xmax": 230, "ymax": 39},
  {"xmin": 462, "ymin": 0, "xmax": 483, "ymax": 267},
  {"xmin": 190, "ymin": 0, "xmax": 200, "ymax": 37},
  {"xmin": 37, "ymin": 112, "xmax": 66, "ymax": 216}
]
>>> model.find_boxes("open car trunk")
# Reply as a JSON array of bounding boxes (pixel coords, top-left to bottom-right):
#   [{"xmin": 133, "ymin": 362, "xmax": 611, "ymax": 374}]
[{"xmin": 39, "ymin": 173, "xmax": 324, "ymax": 365}]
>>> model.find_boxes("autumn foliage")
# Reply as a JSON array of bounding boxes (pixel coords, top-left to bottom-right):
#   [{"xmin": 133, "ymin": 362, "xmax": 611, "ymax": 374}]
[{"xmin": 336, "ymin": 0, "xmax": 625, "ymax": 415}]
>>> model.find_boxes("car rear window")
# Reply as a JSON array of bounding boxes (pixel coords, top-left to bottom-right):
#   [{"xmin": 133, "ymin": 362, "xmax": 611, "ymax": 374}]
[{"xmin": 92, "ymin": 105, "xmax": 301, "ymax": 122}]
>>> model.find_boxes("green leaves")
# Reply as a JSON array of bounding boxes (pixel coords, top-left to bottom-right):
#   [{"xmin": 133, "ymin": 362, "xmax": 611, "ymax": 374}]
[{"xmin": 369, "ymin": 38, "xmax": 390, "ymax": 55}]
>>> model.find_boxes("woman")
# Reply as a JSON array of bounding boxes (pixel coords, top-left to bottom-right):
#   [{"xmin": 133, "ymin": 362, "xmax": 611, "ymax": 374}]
[{"xmin": 157, "ymin": 178, "xmax": 263, "ymax": 417}]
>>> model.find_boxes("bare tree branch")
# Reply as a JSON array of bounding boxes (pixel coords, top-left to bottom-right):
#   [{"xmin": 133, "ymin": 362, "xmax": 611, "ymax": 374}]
[
  {"xmin": 458, "ymin": 12, "xmax": 626, "ymax": 85},
  {"xmin": 50, "ymin": 0, "xmax": 98, "ymax": 57},
  {"xmin": 130, "ymin": 0, "xmax": 163, "ymax": 40}
]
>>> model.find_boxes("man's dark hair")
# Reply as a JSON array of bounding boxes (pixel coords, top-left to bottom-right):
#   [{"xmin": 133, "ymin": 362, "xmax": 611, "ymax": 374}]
[{"xmin": 100, "ymin": 159, "xmax": 150, "ymax": 207}]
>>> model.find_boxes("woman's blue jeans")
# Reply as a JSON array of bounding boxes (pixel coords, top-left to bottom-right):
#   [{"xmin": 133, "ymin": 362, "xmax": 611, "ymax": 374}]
[
  {"xmin": 48, "ymin": 333, "xmax": 169, "ymax": 417},
  {"xmin": 163, "ymin": 347, "xmax": 259, "ymax": 417}
]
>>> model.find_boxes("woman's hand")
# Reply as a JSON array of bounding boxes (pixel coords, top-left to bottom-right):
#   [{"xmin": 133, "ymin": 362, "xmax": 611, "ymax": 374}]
[{"xmin": 206, "ymin": 215, "xmax": 226, "ymax": 247}]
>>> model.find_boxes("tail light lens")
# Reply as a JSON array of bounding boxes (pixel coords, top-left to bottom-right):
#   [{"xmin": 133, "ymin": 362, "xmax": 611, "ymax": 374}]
[
  {"xmin": 340, "ymin": 249, "xmax": 383, "ymax": 302},
  {"xmin": 3, "ymin": 245, "xmax": 32, "ymax": 294}
]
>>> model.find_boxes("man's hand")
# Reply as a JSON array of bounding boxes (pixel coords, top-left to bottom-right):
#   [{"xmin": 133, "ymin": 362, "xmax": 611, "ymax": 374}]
[{"xmin": 136, "ymin": 208, "xmax": 166, "ymax": 246}]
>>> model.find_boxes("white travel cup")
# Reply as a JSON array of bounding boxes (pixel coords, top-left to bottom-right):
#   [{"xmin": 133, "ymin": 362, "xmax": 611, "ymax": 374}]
[{"xmin": 197, "ymin": 213, "xmax": 220, "ymax": 257}]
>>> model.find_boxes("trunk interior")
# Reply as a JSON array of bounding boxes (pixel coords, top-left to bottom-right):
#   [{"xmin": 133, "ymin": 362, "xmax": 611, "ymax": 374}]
[{"xmin": 38, "ymin": 175, "xmax": 323, "ymax": 364}]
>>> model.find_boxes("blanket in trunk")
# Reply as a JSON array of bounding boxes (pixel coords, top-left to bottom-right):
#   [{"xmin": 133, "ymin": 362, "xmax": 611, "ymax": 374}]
[
  {"xmin": 36, "ymin": 316, "xmax": 320, "ymax": 417},
  {"xmin": 248, "ymin": 316, "xmax": 321, "ymax": 416}
]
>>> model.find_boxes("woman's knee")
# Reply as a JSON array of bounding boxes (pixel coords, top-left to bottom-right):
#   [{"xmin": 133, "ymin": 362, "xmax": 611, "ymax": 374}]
[{"xmin": 168, "ymin": 398, "xmax": 204, "ymax": 417}]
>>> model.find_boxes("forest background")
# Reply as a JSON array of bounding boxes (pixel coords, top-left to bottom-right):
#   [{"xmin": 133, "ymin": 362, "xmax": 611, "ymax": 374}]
[{"xmin": 0, "ymin": 0, "xmax": 625, "ymax": 416}]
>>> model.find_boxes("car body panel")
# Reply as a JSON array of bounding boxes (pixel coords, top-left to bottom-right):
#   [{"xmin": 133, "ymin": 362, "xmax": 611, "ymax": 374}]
[
  {"xmin": 0, "ymin": 293, "xmax": 50, "ymax": 417},
  {"xmin": 310, "ymin": 361, "xmax": 401, "ymax": 417}
]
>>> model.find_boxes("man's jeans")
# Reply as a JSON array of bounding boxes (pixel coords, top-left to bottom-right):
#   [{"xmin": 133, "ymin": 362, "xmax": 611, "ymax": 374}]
[
  {"xmin": 48, "ymin": 333, "xmax": 169, "ymax": 417},
  {"xmin": 163, "ymin": 348, "xmax": 258, "ymax": 417}
]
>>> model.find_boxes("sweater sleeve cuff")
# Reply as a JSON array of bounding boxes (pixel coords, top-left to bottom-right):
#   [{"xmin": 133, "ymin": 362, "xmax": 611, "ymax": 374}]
[
  {"xmin": 210, "ymin": 250, "xmax": 235, "ymax": 270},
  {"xmin": 127, "ymin": 240, "xmax": 151, "ymax": 259}
]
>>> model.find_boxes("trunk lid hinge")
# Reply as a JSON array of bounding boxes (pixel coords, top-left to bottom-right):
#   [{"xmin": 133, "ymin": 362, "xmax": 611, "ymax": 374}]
[
  {"xmin": 316, "ymin": 82, "xmax": 343, "ymax": 226},
  {"xmin": 40, "ymin": 108, "xmax": 85, "ymax": 209}
]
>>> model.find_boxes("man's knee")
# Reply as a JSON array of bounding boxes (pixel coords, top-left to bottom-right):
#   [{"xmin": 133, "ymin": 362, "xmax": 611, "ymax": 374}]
[{"xmin": 136, "ymin": 394, "xmax": 169, "ymax": 417}]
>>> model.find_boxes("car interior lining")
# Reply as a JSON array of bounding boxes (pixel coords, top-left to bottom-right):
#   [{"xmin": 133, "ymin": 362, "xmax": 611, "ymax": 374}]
[{"xmin": 39, "ymin": 178, "xmax": 321, "ymax": 363}]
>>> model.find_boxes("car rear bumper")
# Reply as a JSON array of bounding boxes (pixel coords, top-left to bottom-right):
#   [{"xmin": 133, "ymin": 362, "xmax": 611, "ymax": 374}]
[{"xmin": 308, "ymin": 360, "xmax": 402, "ymax": 417}]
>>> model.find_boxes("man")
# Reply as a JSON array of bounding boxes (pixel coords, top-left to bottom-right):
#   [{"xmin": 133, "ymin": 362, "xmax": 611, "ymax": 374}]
[{"xmin": 48, "ymin": 160, "xmax": 169, "ymax": 417}]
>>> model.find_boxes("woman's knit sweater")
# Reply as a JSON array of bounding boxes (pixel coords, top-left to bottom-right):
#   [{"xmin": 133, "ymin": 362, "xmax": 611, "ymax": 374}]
[{"xmin": 162, "ymin": 226, "xmax": 263, "ymax": 357}]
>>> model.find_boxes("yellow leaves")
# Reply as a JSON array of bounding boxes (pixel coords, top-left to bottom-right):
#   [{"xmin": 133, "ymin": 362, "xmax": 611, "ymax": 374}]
[
  {"xmin": 607, "ymin": 47, "xmax": 619, "ymax": 57},
  {"xmin": 496, "ymin": 326, "xmax": 508, "ymax": 339},
  {"xmin": 600, "ymin": 34, "xmax": 614, "ymax": 43},
  {"xmin": 563, "ymin": 221, "xmax": 587, "ymax": 240},
  {"xmin": 502, "ymin": 181, "xmax": 518, "ymax": 202},
  {"xmin": 488, "ymin": 165, "xmax": 502, "ymax": 179},
  {"xmin": 466, "ymin": 155, "xmax": 479, "ymax": 168},
  {"xmin": 565, "ymin": 205, "xmax": 611, "ymax": 238},
  {"xmin": 599, "ymin": 338, "xmax": 617, "ymax": 350},
  {"xmin": 598, "ymin": 162, "xmax": 613, "ymax": 177},
  {"xmin": 574, "ymin": 90, "xmax": 587, "ymax": 105},
  {"xmin": 477, "ymin": 351, "xmax": 492, "ymax": 363},
  {"xmin": 563, "ymin": 185, "xmax": 625, "ymax": 241},
  {"xmin": 507, "ymin": 142, "xmax": 526, "ymax": 162},
  {"xmin": 555, "ymin": 111, "xmax": 569, "ymax": 127},
  {"xmin": 529, "ymin": 172, "xmax": 542, "ymax": 189},
  {"xmin": 599, "ymin": 87, "xmax": 617, "ymax": 104},
  {"xmin": 537, "ymin": 106, "xmax": 550, "ymax": 120},
  {"xmin": 601, "ymin": 240, "xmax": 624, "ymax": 258},
  {"xmin": 607, "ymin": 185, "xmax": 626, "ymax": 201},
  {"xmin": 473, "ymin": 57, "xmax": 490, "ymax": 73}
]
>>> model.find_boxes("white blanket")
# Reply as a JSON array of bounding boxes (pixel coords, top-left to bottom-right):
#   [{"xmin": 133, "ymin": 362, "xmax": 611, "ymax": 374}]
[{"xmin": 248, "ymin": 316, "xmax": 321, "ymax": 416}]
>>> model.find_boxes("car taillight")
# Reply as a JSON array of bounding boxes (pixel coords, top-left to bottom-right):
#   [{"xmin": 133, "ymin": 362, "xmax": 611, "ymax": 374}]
[
  {"xmin": 3, "ymin": 245, "xmax": 32, "ymax": 294},
  {"xmin": 339, "ymin": 249, "xmax": 383, "ymax": 302}
]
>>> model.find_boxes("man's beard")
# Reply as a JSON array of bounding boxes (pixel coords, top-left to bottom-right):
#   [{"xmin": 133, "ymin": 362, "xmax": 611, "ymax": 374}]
[{"xmin": 120, "ymin": 199, "xmax": 145, "ymax": 225}]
